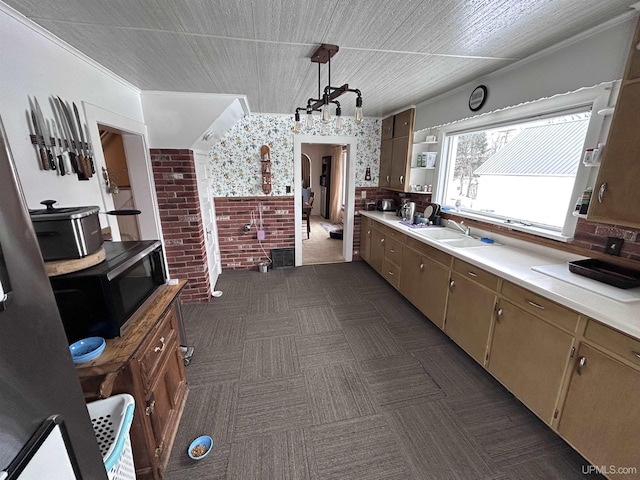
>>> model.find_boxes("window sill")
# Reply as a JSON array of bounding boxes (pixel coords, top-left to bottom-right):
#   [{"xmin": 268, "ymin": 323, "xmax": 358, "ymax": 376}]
[{"xmin": 441, "ymin": 209, "xmax": 573, "ymax": 243}]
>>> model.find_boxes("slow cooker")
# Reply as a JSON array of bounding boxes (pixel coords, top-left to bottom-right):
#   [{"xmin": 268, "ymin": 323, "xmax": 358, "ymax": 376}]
[{"xmin": 29, "ymin": 200, "xmax": 103, "ymax": 261}]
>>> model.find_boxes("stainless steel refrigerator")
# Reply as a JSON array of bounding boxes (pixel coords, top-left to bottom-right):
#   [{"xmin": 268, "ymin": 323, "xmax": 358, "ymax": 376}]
[{"xmin": 0, "ymin": 117, "xmax": 107, "ymax": 478}]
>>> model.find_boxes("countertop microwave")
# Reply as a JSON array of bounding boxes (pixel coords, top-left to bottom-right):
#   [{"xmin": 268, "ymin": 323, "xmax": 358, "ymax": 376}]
[{"xmin": 49, "ymin": 240, "xmax": 166, "ymax": 343}]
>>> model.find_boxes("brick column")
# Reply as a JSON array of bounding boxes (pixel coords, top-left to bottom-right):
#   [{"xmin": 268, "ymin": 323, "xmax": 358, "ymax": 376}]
[{"xmin": 150, "ymin": 149, "xmax": 210, "ymax": 303}]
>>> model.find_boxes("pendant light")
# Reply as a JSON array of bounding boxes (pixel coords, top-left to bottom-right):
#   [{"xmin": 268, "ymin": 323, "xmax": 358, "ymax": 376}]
[{"xmin": 293, "ymin": 44, "xmax": 363, "ymax": 131}]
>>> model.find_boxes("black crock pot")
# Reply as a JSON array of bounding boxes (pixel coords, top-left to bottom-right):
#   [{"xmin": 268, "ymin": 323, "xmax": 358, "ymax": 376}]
[{"xmin": 29, "ymin": 200, "xmax": 103, "ymax": 261}]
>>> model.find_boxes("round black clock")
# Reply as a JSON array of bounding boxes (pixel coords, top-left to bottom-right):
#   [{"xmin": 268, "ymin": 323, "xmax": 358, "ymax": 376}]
[{"xmin": 469, "ymin": 85, "xmax": 488, "ymax": 112}]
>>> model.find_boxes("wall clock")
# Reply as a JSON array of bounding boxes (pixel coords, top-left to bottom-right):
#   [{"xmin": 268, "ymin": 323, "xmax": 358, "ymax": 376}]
[{"xmin": 469, "ymin": 85, "xmax": 488, "ymax": 112}]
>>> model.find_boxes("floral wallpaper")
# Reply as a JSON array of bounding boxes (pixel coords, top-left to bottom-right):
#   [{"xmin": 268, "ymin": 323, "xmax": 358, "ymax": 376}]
[{"xmin": 208, "ymin": 114, "xmax": 381, "ymax": 197}]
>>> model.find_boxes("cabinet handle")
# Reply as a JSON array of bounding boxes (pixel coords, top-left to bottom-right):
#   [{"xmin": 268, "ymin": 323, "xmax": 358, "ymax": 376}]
[
  {"xmin": 631, "ymin": 350, "xmax": 640, "ymax": 359},
  {"xmin": 399, "ymin": 175, "xmax": 404, "ymax": 184},
  {"xmin": 389, "ymin": 248, "xmax": 395, "ymax": 253},
  {"xmin": 145, "ymin": 400, "xmax": 156, "ymax": 416},
  {"xmin": 496, "ymin": 308, "xmax": 503, "ymax": 321},
  {"xmin": 467, "ymin": 271, "xmax": 478, "ymax": 277},
  {"xmin": 577, "ymin": 356, "xmax": 587, "ymax": 375},
  {"xmin": 380, "ymin": 238, "xmax": 385, "ymax": 244},
  {"xmin": 367, "ymin": 230, "xmax": 371, "ymax": 236},
  {"xmin": 597, "ymin": 182, "xmax": 607, "ymax": 203},
  {"xmin": 449, "ymin": 280, "xmax": 455, "ymax": 291},
  {"xmin": 386, "ymin": 175, "xmax": 390, "ymax": 183},
  {"xmin": 388, "ymin": 271, "xmax": 394, "ymax": 276},
  {"xmin": 419, "ymin": 263, "xmax": 424, "ymax": 271},
  {"xmin": 154, "ymin": 336, "xmax": 166, "ymax": 353},
  {"xmin": 526, "ymin": 300, "xmax": 545, "ymax": 310},
  {"xmin": 155, "ymin": 441, "xmax": 164, "ymax": 458}
]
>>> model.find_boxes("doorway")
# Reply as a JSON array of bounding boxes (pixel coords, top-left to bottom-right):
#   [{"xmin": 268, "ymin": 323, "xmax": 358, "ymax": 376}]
[
  {"xmin": 300, "ymin": 148, "xmax": 344, "ymax": 265},
  {"xmin": 100, "ymin": 128, "xmax": 140, "ymax": 241},
  {"xmin": 294, "ymin": 135, "xmax": 357, "ymax": 267}
]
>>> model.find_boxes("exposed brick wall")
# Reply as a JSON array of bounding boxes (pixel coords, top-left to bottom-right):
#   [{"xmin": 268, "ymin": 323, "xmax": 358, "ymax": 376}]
[
  {"xmin": 150, "ymin": 149, "xmax": 210, "ymax": 303},
  {"xmin": 572, "ymin": 218, "xmax": 640, "ymax": 265},
  {"xmin": 215, "ymin": 197, "xmax": 294, "ymax": 270}
]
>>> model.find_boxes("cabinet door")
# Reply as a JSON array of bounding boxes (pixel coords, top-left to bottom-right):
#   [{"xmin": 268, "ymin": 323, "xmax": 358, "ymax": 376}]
[
  {"xmin": 558, "ymin": 344, "xmax": 640, "ymax": 478},
  {"xmin": 393, "ymin": 109, "xmax": 413, "ymax": 138},
  {"xmin": 370, "ymin": 227, "xmax": 385, "ymax": 274},
  {"xmin": 588, "ymin": 82, "xmax": 640, "ymax": 227},
  {"xmin": 381, "ymin": 116, "xmax": 394, "ymax": 140},
  {"xmin": 399, "ymin": 246, "xmax": 422, "ymax": 305},
  {"xmin": 145, "ymin": 339, "xmax": 186, "ymax": 476},
  {"xmin": 390, "ymin": 136, "xmax": 410, "ymax": 190},
  {"xmin": 379, "ymin": 139, "xmax": 392, "ymax": 188},
  {"xmin": 359, "ymin": 217, "xmax": 371, "ymax": 263},
  {"xmin": 488, "ymin": 300, "xmax": 574, "ymax": 423},
  {"xmin": 444, "ymin": 272, "xmax": 496, "ymax": 364},
  {"xmin": 418, "ymin": 257, "xmax": 450, "ymax": 330}
]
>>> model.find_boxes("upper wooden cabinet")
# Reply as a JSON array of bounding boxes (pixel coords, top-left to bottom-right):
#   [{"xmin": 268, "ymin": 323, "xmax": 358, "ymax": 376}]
[
  {"xmin": 378, "ymin": 108, "xmax": 415, "ymax": 192},
  {"xmin": 588, "ymin": 17, "xmax": 640, "ymax": 228}
]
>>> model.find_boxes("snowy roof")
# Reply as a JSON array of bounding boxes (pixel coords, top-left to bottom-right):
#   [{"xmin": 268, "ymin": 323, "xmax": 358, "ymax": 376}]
[{"xmin": 473, "ymin": 119, "xmax": 589, "ymax": 176}]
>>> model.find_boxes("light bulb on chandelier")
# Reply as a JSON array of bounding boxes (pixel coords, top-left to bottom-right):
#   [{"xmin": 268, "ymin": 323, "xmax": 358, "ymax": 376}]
[{"xmin": 292, "ymin": 44, "xmax": 363, "ymax": 132}]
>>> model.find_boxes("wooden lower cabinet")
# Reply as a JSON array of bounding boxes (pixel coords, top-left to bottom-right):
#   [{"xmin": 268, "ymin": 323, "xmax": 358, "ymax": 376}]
[
  {"xmin": 359, "ymin": 216, "xmax": 371, "ymax": 263},
  {"xmin": 399, "ymin": 244, "xmax": 450, "ymax": 329},
  {"xmin": 370, "ymin": 225, "xmax": 385, "ymax": 274},
  {"xmin": 488, "ymin": 299, "xmax": 574, "ymax": 423},
  {"xmin": 558, "ymin": 344, "xmax": 640, "ymax": 479},
  {"xmin": 77, "ymin": 283, "xmax": 189, "ymax": 480},
  {"xmin": 444, "ymin": 271, "xmax": 496, "ymax": 364}
]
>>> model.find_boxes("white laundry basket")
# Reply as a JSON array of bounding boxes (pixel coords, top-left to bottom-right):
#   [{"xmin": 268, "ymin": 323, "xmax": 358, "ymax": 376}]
[{"xmin": 87, "ymin": 393, "xmax": 136, "ymax": 480}]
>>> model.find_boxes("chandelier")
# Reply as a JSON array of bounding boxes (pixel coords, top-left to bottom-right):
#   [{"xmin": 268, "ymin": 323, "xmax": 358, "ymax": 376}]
[{"xmin": 293, "ymin": 44, "xmax": 363, "ymax": 133}]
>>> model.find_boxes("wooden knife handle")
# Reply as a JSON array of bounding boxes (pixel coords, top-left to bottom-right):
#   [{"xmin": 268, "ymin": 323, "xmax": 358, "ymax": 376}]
[
  {"xmin": 39, "ymin": 147, "xmax": 49, "ymax": 170},
  {"xmin": 46, "ymin": 149, "xmax": 56, "ymax": 170}
]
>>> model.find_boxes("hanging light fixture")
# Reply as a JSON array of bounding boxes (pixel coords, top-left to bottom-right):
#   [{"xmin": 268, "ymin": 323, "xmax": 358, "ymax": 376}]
[{"xmin": 293, "ymin": 44, "xmax": 363, "ymax": 132}]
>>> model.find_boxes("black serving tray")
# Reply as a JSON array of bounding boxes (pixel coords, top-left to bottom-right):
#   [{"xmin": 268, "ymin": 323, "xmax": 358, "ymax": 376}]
[{"xmin": 568, "ymin": 259, "xmax": 640, "ymax": 289}]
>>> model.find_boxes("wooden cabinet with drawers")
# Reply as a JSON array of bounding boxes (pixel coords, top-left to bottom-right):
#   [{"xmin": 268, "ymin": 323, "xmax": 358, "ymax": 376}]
[
  {"xmin": 368, "ymin": 221, "xmax": 405, "ymax": 289},
  {"xmin": 557, "ymin": 320, "xmax": 640, "ymax": 478},
  {"xmin": 444, "ymin": 259, "xmax": 499, "ymax": 364},
  {"xmin": 488, "ymin": 282, "xmax": 578, "ymax": 423},
  {"xmin": 76, "ymin": 282, "xmax": 189, "ymax": 480},
  {"xmin": 359, "ymin": 216, "xmax": 372, "ymax": 263}
]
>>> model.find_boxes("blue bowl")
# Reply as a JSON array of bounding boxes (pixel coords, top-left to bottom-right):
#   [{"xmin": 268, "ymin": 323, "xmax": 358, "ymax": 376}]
[
  {"xmin": 188, "ymin": 435, "xmax": 213, "ymax": 460},
  {"xmin": 69, "ymin": 337, "xmax": 106, "ymax": 364}
]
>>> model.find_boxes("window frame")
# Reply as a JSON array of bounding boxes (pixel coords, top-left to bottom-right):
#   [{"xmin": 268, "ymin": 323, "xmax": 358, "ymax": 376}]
[{"xmin": 433, "ymin": 83, "xmax": 614, "ymax": 241}]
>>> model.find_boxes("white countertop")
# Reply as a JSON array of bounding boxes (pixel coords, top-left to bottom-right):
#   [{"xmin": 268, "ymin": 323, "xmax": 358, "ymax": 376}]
[{"xmin": 360, "ymin": 211, "xmax": 640, "ymax": 340}]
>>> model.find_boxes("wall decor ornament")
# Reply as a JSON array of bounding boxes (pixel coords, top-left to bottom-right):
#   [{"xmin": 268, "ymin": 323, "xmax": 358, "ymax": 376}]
[{"xmin": 469, "ymin": 85, "xmax": 488, "ymax": 112}]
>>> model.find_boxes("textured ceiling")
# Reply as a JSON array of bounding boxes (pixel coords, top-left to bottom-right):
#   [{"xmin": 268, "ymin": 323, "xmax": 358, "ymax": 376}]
[{"xmin": 4, "ymin": 0, "xmax": 635, "ymax": 117}]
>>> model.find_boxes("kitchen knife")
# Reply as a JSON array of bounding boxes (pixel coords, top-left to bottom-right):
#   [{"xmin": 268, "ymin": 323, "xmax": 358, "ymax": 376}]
[
  {"xmin": 49, "ymin": 119, "xmax": 64, "ymax": 175},
  {"xmin": 34, "ymin": 98, "xmax": 56, "ymax": 170},
  {"xmin": 73, "ymin": 102, "xmax": 94, "ymax": 175},
  {"xmin": 57, "ymin": 97, "xmax": 88, "ymax": 179},
  {"xmin": 82, "ymin": 122, "xmax": 96, "ymax": 174},
  {"xmin": 51, "ymin": 104, "xmax": 75, "ymax": 175},
  {"xmin": 53, "ymin": 97, "xmax": 78, "ymax": 175},
  {"xmin": 29, "ymin": 97, "xmax": 49, "ymax": 170}
]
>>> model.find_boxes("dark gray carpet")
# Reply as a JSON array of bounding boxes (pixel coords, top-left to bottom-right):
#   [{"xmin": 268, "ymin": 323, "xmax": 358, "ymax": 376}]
[{"xmin": 164, "ymin": 262, "xmax": 603, "ymax": 480}]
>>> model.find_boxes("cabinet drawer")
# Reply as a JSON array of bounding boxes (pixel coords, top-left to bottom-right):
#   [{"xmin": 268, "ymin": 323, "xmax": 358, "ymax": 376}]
[
  {"xmin": 393, "ymin": 109, "xmax": 414, "ymax": 137},
  {"xmin": 501, "ymin": 282, "xmax": 579, "ymax": 333},
  {"xmin": 379, "ymin": 224, "xmax": 405, "ymax": 242},
  {"xmin": 385, "ymin": 237, "xmax": 404, "ymax": 266},
  {"xmin": 405, "ymin": 237, "xmax": 451, "ymax": 267},
  {"xmin": 452, "ymin": 259, "xmax": 499, "ymax": 291},
  {"xmin": 139, "ymin": 306, "xmax": 178, "ymax": 390},
  {"xmin": 382, "ymin": 258, "xmax": 401, "ymax": 289},
  {"xmin": 585, "ymin": 320, "xmax": 640, "ymax": 369}
]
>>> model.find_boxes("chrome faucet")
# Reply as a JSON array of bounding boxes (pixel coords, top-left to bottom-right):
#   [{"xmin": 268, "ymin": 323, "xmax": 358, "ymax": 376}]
[{"xmin": 448, "ymin": 220, "xmax": 471, "ymax": 236}]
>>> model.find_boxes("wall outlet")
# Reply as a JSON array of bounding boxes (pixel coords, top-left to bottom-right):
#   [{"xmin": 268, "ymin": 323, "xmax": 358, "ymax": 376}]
[
  {"xmin": 361, "ymin": 190, "xmax": 367, "ymax": 199},
  {"xmin": 243, "ymin": 224, "xmax": 251, "ymax": 233},
  {"xmin": 605, "ymin": 236, "xmax": 623, "ymax": 256}
]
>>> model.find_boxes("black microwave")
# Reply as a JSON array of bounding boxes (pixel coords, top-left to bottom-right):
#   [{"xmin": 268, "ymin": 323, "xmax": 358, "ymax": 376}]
[{"xmin": 50, "ymin": 240, "xmax": 166, "ymax": 343}]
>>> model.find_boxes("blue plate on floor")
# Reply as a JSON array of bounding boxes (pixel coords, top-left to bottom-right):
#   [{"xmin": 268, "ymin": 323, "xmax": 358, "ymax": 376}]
[
  {"xmin": 188, "ymin": 435, "xmax": 213, "ymax": 460},
  {"xmin": 69, "ymin": 337, "xmax": 105, "ymax": 364}
]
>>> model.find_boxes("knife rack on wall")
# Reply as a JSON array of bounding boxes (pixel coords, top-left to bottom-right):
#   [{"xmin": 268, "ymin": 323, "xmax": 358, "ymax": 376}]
[{"xmin": 27, "ymin": 95, "xmax": 96, "ymax": 181}]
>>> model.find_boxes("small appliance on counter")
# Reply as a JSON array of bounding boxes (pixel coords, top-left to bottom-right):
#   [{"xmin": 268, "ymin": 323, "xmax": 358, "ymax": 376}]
[
  {"xmin": 29, "ymin": 199, "xmax": 103, "ymax": 261},
  {"xmin": 377, "ymin": 199, "xmax": 396, "ymax": 211},
  {"xmin": 49, "ymin": 240, "xmax": 166, "ymax": 343},
  {"xmin": 364, "ymin": 200, "xmax": 376, "ymax": 211}
]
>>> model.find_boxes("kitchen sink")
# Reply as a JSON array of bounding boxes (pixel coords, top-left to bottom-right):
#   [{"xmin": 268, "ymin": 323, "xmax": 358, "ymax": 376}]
[
  {"xmin": 415, "ymin": 228, "xmax": 467, "ymax": 240},
  {"xmin": 439, "ymin": 237, "xmax": 487, "ymax": 248}
]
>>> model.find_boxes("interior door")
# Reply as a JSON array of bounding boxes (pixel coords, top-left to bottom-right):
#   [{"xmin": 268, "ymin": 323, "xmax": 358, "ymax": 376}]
[{"xmin": 194, "ymin": 151, "xmax": 221, "ymax": 292}]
